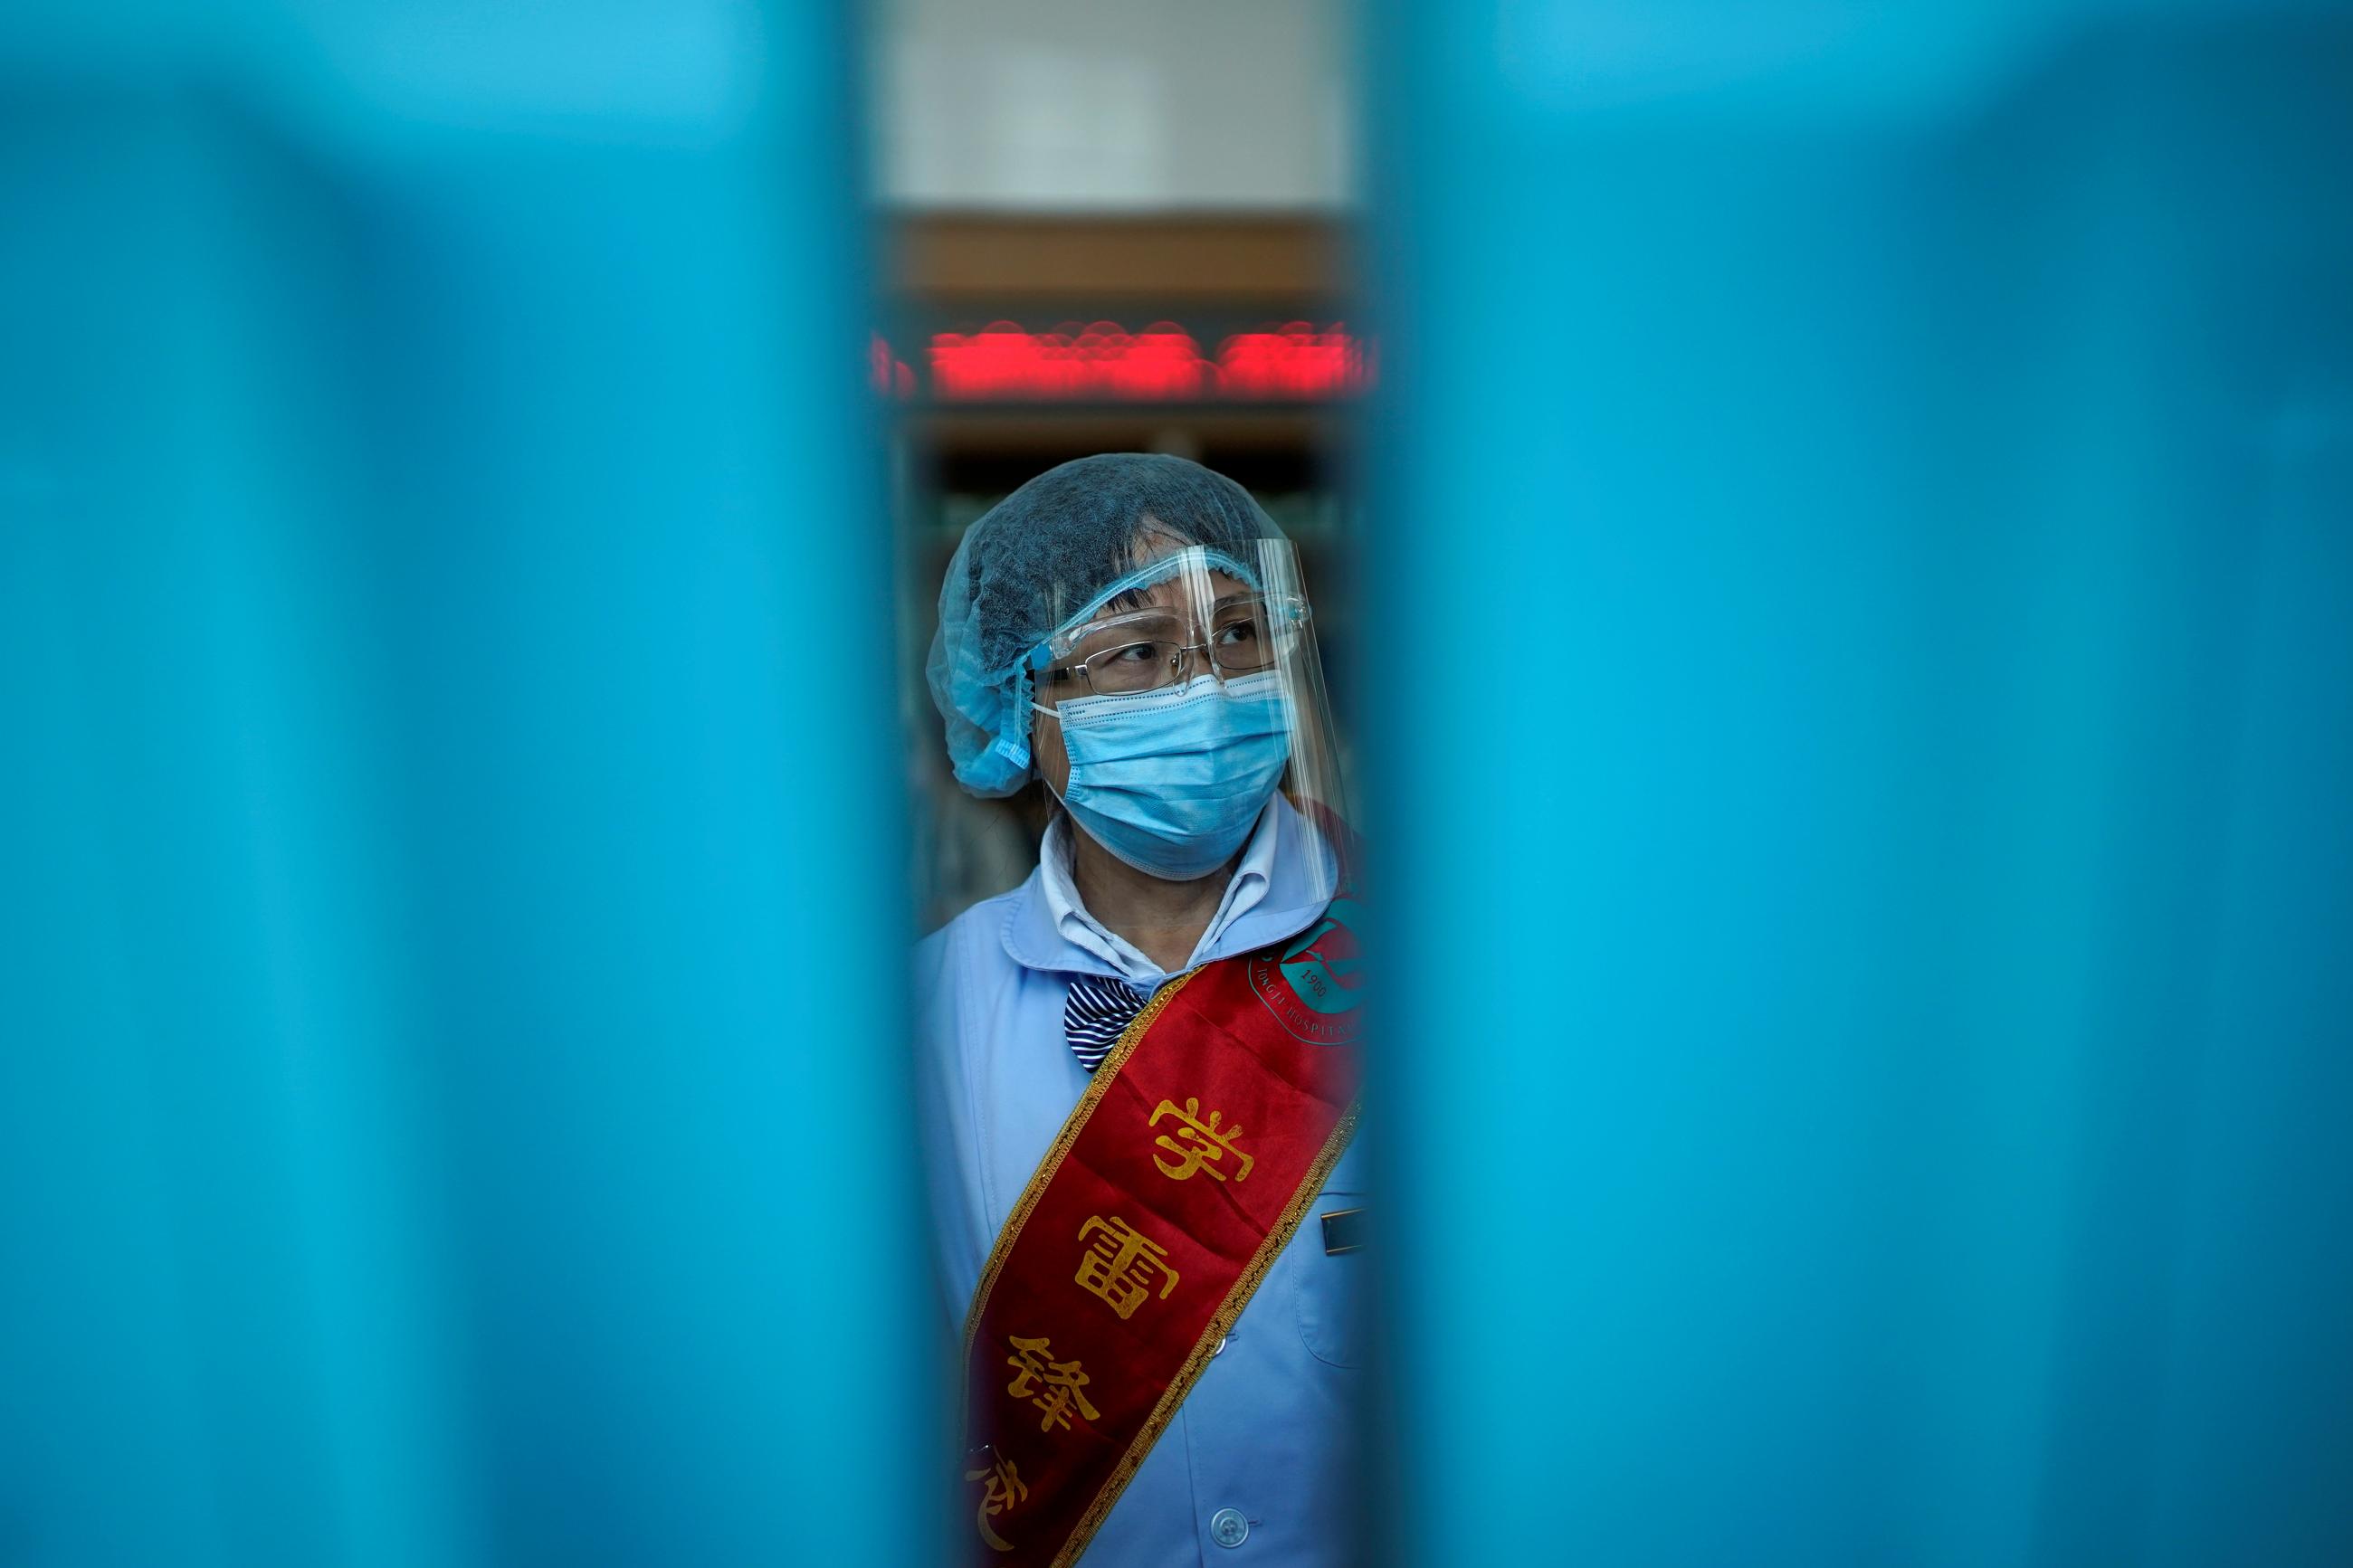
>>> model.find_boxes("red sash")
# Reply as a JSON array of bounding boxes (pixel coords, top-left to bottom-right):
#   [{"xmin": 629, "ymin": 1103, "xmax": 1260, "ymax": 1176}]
[{"xmin": 958, "ymin": 899, "xmax": 1365, "ymax": 1566}]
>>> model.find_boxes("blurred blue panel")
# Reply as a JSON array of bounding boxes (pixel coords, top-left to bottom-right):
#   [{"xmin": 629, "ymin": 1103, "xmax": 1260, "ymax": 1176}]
[
  {"xmin": 0, "ymin": 6, "xmax": 931, "ymax": 1567},
  {"xmin": 1367, "ymin": 4, "xmax": 2353, "ymax": 1564}
]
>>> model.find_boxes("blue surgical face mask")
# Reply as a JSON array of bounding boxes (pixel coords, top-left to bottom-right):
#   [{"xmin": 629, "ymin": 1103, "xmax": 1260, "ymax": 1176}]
[{"xmin": 1044, "ymin": 671, "xmax": 1291, "ymax": 881}]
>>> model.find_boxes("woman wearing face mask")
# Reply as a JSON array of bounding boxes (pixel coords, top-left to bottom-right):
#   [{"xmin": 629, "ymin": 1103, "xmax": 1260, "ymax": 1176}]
[{"xmin": 916, "ymin": 453, "xmax": 1367, "ymax": 1567}]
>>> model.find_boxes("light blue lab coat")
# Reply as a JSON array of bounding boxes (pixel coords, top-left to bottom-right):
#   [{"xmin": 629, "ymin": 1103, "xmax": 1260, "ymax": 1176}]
[{"xmin": 914, "ymin": 802, "xmax": 1368, "ymax": 1566}]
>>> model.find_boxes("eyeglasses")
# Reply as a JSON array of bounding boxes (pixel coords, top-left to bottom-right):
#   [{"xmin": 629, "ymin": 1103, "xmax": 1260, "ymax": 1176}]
[{"xmin": 1036, "ymin": 594, "xmax": 1307, "ymax": 698}]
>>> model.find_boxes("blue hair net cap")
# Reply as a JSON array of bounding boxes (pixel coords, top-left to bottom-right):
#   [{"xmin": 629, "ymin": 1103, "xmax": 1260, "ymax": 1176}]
[{"xmin": 926, "ymin": 452, "xmax": 1289, "ymax": 797}]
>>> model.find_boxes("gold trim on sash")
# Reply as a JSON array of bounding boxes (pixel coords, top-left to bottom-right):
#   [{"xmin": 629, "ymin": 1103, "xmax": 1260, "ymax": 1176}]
[
  {"xmin": 959, "ymin": 968, "xmax": 1202, "ymax": 1359},
  {"xmin": 1052, "ymin": 1102, "xmax": 1358, "ymax": 1567}
]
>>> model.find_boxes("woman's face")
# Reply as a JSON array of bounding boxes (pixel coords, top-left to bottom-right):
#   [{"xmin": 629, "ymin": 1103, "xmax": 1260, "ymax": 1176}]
[{"xmin": 1028, "ymin": 565, "xmax": 1256, "ymax": 800}]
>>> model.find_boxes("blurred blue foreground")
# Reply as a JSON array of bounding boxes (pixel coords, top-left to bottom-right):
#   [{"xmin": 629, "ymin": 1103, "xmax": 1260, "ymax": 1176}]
[
  {"xmin": 7, "ymin": 2, "xmax": 2353, "ymax": 1567},
  {"xmin": 1367, "ymin": 3, "xmax": 2353, "ymax": 1565},
  {"xmin": 1, "ymin": 5, "xmax": 931, "ymax": 1565}
]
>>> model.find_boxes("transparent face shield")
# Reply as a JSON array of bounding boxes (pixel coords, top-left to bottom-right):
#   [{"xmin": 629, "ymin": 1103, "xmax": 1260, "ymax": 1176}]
[{"xmin": 1027, "ymin": 541, "xmax": 1354, "ymax": 907}]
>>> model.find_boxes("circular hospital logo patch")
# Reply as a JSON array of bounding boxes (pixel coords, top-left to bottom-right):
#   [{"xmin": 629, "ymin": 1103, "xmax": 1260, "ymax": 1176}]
[{"xmin": 1248, "ymin": 897, "xmax": 1367, "ymax": 1045}]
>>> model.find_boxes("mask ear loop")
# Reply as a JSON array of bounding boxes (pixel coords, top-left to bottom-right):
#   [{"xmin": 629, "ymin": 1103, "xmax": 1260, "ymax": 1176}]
[
  {"xmin": 1026, "ymin": 677, "xmax": 1072, "ymax": 833},
  {"xmin": 1025, "ymin": 641, "xmax": 1062, "ymax": 723},
  {"xmin": 1021, "ymin": 652, "xmax": 1069, "ymax": 821}
]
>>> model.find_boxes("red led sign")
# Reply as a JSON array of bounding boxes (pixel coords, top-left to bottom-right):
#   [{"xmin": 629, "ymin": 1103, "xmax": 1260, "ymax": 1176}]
[{"xmin": 872, "ymin": 321, "xmax": 1372, "ymax": 404}]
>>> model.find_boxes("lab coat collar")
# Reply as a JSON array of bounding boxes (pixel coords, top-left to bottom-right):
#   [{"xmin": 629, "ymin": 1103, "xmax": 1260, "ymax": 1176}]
[{"xmin": 998, "ymin": 794, "xmax": 1336, "ymax": 984}]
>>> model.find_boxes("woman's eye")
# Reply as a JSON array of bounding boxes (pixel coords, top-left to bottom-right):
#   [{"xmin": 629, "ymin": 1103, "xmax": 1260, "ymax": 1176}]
[
  {"xmin": 1106, "ymin": 641, "xmax": 1160, "ymax": 663},
  {"xmin": 1215, "ymin": 622, "xmax": 1260, "ymax": 647}
]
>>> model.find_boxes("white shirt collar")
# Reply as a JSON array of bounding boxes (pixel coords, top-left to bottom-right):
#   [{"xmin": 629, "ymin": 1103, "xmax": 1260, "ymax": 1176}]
[{"xmin": 1038, "ymin": 799, "xmax": 1282, "ymax": 984}]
